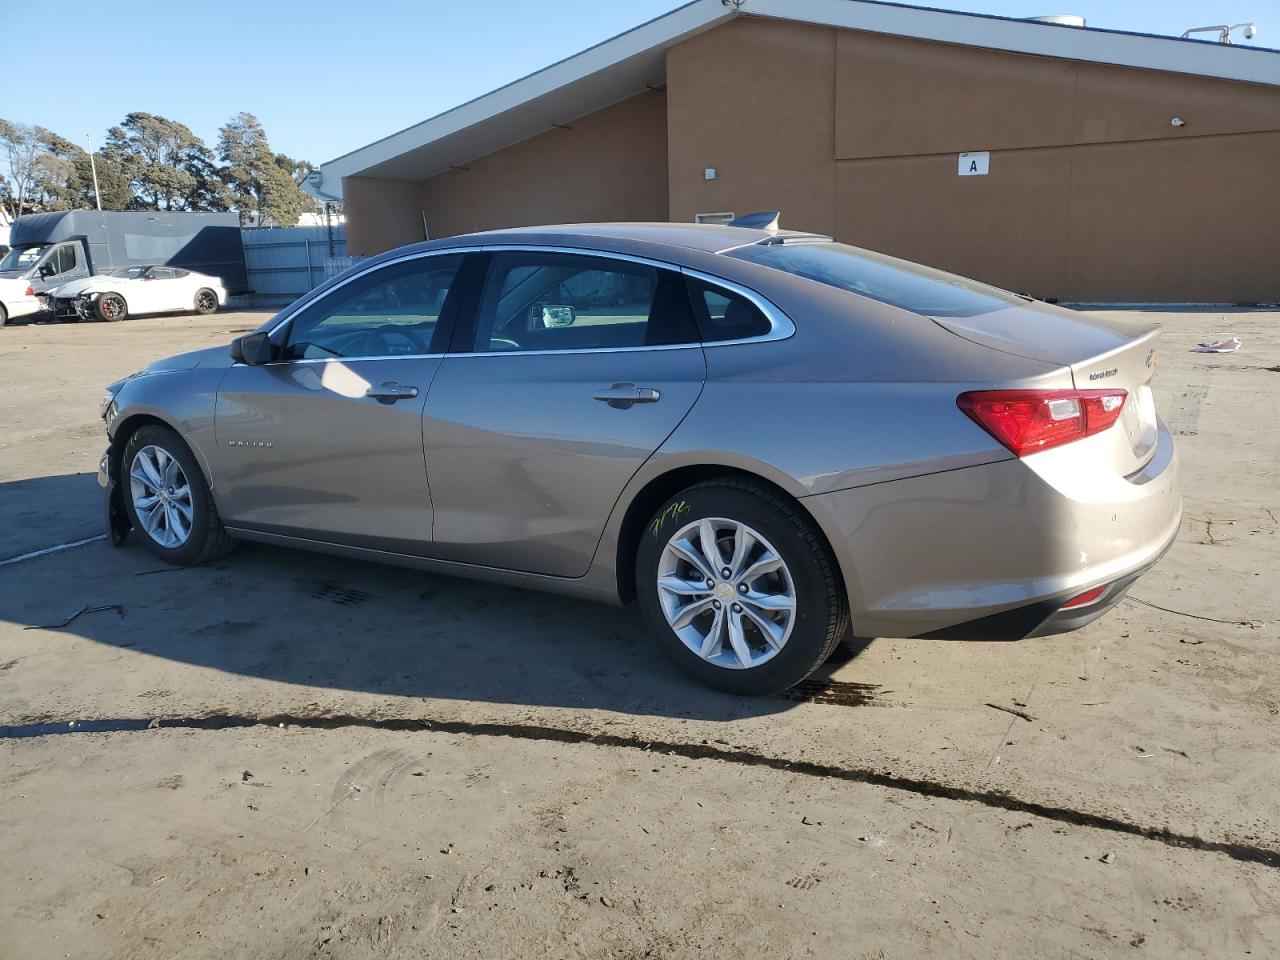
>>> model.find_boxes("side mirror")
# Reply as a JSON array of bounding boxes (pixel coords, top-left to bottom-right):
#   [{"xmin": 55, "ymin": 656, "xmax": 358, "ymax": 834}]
[
  {"xmin": 536, "ymin": 304, "xmax": 577, "ymax": 328},
  {"xmin": 230, "ymin": 331, "xmax": 275, "ymax": 365},
  {"xmin": 38, "ymin": 264, "xmax": 53, "ymax": 279}
]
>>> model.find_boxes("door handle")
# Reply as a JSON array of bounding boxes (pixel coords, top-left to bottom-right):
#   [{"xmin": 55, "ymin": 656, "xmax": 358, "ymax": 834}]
[
  {"xmin": 593, "ymin": 382, "xmax": 661, "ymax": 409},
  {"xmin": 365, "ymin": 382, "xmax": 419, "ymax": 403}
]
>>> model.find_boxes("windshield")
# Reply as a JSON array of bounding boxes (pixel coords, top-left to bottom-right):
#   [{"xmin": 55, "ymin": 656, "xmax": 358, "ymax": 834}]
[
  {"xmin": 728, "ymin": 241, "xmax": 1018, "ymax": 318},
  {"xmin": 0, "ymin": 245, "xmax": 47, "ymax": 272},
  {"xmin": 101, "ymin": 266, "xmax": 151, "ymax": 279}
]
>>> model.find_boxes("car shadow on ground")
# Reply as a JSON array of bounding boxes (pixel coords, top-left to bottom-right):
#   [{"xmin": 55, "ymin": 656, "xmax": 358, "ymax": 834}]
[
  {"xmin": 0, "ymin": 475, "xmax": 870, "ymax": 722},
  {"xmin": 0, "ymin": 472, "xmax": 102, "ymax": 559}
]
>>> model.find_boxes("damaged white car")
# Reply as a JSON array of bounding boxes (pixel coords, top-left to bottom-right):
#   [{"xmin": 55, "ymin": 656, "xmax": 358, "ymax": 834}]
[{"xmin": 47, "ymin": 265, "xmax": 226, "ymax": 322}]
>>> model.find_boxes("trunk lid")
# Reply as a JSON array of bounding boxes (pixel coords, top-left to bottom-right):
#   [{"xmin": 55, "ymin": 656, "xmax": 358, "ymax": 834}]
[{"xmin": 933, "ymin": 303, "xmax": 1161, "ymax": 474}]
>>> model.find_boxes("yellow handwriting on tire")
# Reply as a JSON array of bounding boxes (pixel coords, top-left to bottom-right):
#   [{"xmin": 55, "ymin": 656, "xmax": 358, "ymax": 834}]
[{"xmin": 650, "ymin": 501, "xmax": 690, "ymax": 539}]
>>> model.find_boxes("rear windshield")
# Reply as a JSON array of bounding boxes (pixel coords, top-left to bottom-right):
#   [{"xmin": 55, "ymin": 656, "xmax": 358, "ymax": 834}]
[{"xmin": 728, "ymin": 241, "xmax": 1017, "ymax": 318}]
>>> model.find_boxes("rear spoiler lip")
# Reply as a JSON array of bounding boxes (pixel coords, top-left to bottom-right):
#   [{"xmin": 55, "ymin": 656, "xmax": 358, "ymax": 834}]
[{"xmin": 928, "ymin": 307, "xmax": 1161, "ymax": 371}]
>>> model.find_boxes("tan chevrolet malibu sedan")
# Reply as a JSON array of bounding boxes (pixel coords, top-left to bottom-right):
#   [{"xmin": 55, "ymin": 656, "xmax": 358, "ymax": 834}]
[{"xmin": 97, "ymin": 220, "xmax": 1180, "ymax": 694}]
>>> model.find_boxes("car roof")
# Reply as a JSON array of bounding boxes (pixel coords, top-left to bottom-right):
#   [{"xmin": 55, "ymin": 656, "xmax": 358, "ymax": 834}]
[{"xmin": 435, "ymin": 222, "xmax": 829, "ymax": 255}]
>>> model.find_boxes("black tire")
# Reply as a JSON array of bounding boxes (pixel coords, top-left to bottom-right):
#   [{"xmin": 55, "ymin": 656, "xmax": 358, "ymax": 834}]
[
  {"xmin": 0, "ymin": 303, "xmax": 7, "ymax": 327},
  {"xmin": 120, "ymin": 425, "xmax": 236, "ymax": 565},
  {"xmin": 96, "ymin": 292, "xmax": 128, "ymax": 322},
  {"xmin": 193, "ymin": 288, "xmax": 218, "ymax": 315},
  {"xmin": 635, "ymin": 479, "xmax": 849, "ymax": 695}
]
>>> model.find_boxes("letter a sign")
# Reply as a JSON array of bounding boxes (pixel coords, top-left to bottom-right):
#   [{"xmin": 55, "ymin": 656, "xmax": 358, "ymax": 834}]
[{"xmin": 958, "ymin": 152, "xmax": 990, "ymax": 176}]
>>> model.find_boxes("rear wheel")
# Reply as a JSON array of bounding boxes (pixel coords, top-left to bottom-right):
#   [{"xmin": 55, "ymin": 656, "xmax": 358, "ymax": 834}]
[
  {"xmin": 96, "ymin": 293, "xmax": 128, "ymax": 322},
  {"xmin": 0, "ymin": 304, "xmax": 7, "ymax": 327},
  {"xmin": 636, "ymin": 479, "xmax": 848, "ymax": 695},
  {"xmin": 194, "ymin": 288, "xmax": 218, "ymax": 315},
  {"xmin": 121, "ymin": 425, "xmax": 235, "ymax": 565}
]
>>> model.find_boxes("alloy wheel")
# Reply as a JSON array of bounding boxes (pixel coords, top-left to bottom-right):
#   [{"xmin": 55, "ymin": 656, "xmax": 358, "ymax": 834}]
[
  {"xmin": 656, "ymin": 517, "xmax": 796, "ymax": 669},
  {"xmin": 128, "ymin": 444, "xmax": 194, "ymax": 548}
]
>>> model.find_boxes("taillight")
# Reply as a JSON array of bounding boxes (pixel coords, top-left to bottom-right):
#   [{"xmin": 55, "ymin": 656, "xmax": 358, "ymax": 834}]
[
  {"xmin": 957, "ymin": 389, "xmax": 1127, "ymax": 457},
  {"xmin": 25, "ymin": 284, "xmax": 34, "ymax": 297}
]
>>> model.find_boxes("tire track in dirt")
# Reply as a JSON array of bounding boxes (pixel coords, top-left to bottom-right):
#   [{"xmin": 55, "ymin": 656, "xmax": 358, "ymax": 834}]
[{"xmin": 3, "ymin": 710, "xmax": 1277, "ymax": 869}]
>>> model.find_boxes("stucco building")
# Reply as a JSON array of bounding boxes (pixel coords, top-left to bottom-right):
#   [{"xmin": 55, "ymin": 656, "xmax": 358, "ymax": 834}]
[{"xmin": 314, "ymin": 0, "xmax": 1280, "ymax": 303}]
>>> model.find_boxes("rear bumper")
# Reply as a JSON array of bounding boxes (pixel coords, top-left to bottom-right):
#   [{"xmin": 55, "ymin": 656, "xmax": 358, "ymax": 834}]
[
  {"xmin": 804, "ymin": 419, "xmax": 1181, "ymax": 640},
  {"xmin": 3, "ymin": 297, "xmax": 41, "ymax": 320},
  {"xmin": 917, "ymin": 528, "xmax": 1175, "ymax": 640}
]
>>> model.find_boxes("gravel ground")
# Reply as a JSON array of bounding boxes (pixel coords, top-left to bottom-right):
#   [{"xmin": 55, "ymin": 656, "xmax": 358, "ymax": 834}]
[{"xmin": 1, "ymin": 307, "xmax": 1277, "ymax": 959}]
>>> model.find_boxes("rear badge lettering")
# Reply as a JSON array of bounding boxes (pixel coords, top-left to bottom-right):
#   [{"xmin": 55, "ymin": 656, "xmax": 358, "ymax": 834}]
[
  {"xmin": 1088, "ymin": 368, "xmax": 1119, "ymax": 381},
  {"xmin": 227, "ymin": 440, "xmax": 273, "ymax": 448}
]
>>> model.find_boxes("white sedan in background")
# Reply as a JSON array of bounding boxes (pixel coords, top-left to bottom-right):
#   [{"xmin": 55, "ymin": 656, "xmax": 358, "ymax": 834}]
[{"xmin": 48, "ymin": 266, "xmax": 227, "ymax": 322}]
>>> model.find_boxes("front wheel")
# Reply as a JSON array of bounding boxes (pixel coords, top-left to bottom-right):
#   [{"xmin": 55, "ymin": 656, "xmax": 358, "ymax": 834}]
[
  {"xmin": 96, "ymin": 293, "xmax": 128, "ymax": 322},
  {"xmin": 193, "ymin": 288, "xmax": 218, "ymax": 315},
  {"xmin": 121, "ymin": 425, "xmax": 235, "ymax": 565},
  {"xmin": 636, "ymin": 479, "xmax": 849, "ymax": 695}
]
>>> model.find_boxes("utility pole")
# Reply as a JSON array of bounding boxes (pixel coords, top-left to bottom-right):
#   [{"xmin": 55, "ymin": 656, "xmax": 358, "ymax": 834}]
[{"xmin": 85, "ymin": 135, "xmax": 103, "ymax": 211}]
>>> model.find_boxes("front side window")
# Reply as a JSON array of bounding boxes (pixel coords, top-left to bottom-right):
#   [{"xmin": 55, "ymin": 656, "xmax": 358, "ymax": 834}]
[
  {"xmin": 37, "ymin": 244, "xmax": 76, "ymax": 278},
  {"xmin": 729, "ymin": 241, "xmax": 1017, "ymax": 318},
  {"xmin": 284, "ymin": 254, "xmax": 462, "ymax": 360},
  {"xmin": 468, "ymin": 252, "xmax": 698, "ymax": 353}
]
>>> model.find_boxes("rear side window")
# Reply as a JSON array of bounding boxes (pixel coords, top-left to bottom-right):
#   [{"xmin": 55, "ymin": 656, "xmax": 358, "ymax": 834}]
[
  {"xmin": 729, "ymin": 241, "xmax": 1016, "ymax": 318},
  {"xmin": 685, "ymin": 277, "xmax": 771, "ymax": 342},
  {"xmin": 467, "ymin": 251, "xmax": 698, "ymax": 353}
]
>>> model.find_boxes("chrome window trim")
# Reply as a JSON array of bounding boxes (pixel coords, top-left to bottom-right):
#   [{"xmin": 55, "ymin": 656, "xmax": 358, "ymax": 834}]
[
  {"xmin": 258, "ymin": 353, "xmax": 448, "ymax": 367},
  {"xmin": 446, "ymin": 343, "xmax": 703, "ymax": 359},
  {"xmin": 257, "ymin": 242, "xmax": 795, "ymax": 364}
]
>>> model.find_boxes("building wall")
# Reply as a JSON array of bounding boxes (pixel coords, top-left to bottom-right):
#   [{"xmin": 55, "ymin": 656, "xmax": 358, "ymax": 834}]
[
  {"xmin": 342, "ymin": 176, "xmax": 425, "ymax": 256},
  {"xmin": 666, "ymin": 18, "xmax": 838, "ymax": 238},
  {"xmin": 344, "ymin": 91, "xmax": 668, "ymax": 256},
  {"xmin": 417, "ymin": 91, "xmax": 668, "ymax": 243},
  {"xmin": 667, "ymin": 17, "xmax": 1280, "ymax": 302}
]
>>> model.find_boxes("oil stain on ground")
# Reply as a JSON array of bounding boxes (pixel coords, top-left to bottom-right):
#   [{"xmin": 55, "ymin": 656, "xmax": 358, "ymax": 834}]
[
  {"xmin": 311, "ymin": 583, "xmax": 377, "ymax": 606},
  {"xmin": 777, "ymin": 680, "xmax": 887, "ymax": 707}
]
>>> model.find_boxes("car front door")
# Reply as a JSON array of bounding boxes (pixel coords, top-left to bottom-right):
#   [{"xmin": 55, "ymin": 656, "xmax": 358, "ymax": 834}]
[
  {"xmin": 213, "ymin": 252, "xmax": 468, "ymax": 554},
  {"xmin": 31, "ymin": 242, "xmax": 86, "ymax": 293},
  {"xmin": 423, "ymin": 249, "xmax": 706, "ymax": 577},
  {"xmin": 131, "ymin": 267, "xmax": 173, "ymax": 313}
]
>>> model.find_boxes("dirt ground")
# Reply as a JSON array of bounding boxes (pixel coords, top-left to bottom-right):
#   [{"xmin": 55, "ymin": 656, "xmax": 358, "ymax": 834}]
[{"xmin": 1, "ymin": 307, "xmax": 1277, "ymax": 959}]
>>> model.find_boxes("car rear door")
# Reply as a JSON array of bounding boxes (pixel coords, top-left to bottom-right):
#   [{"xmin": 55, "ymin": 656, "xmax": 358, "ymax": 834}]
[
  {"xmin": 213, "ymin": 252, "xmax": 468, "ymax": 554},
  {"xmin": 422, "ymin": 248, "xmax": 706, "ymax": 577}
]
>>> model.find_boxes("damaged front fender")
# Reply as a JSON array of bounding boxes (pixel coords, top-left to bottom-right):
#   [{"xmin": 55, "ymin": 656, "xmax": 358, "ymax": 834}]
[{"xmin": 99, "ymin": 447, "xmax": 131, "ymax": 546}]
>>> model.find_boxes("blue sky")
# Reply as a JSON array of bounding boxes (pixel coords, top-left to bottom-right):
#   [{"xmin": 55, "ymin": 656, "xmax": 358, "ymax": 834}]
[{"xmin": 3, "ymin": 1, "xmax": 1269, "ymax": 167}]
